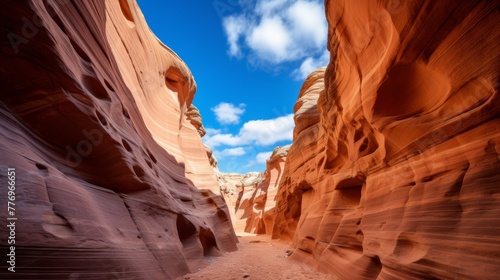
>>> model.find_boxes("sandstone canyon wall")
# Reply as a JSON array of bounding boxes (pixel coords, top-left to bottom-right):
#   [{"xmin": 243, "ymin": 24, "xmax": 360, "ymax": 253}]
[
  {"xmin": 219, "ymin": 171, "xmax": 263, "ymax": 232},
  {"xmin": 273, "ymin": 1, "xmax": 500, "ymax": 279},
  {"xmin": 273, "ymin": 68, "xmax": 325, "ymax": 242},
  {"xmin": 250, "ymin": 145, "xmax": 289, "ymax": 235},
  {"xmin": 222, "ymin": 146, "xmax": 289, "ymax": 234},
  {"xmin": 0, "ymin": 0, "xmax": 237, "ymax": 279}
]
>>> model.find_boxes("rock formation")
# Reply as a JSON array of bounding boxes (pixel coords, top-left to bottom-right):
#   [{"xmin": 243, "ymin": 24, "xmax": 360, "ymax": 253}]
[
  {"xmin": 219, "ymin": 172, "xmax": 263, "ymax": 232},
  {"xmin": 0, "ymin": 0, "xmax": 237, "ymax": 279},
  {"xmin": 220, "ymin": 146, "xmax": 290, "ymax": 234},
  {"xmin": 273, "ymin": 69, "xmax": 324, "ymax": 241},
  {"xmin": 186, "ymin": 104, "xmax": 206, "ymax": 138},
  {"xmin": 273, "ymin": 1, "xmax": 500, "ymax": 279},
  {"xmin": 253, "ymin": 145, "xmax": 289, "ymax": 235}
]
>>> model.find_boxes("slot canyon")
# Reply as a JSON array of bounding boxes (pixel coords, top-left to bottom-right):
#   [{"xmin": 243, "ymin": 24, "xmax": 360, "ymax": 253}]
[{"xmin": 0, "ymin": 0, "xmax": 499, "ymax": 279}]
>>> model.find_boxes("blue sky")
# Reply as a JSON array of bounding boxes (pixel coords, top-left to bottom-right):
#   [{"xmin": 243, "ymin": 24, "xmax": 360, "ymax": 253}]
[{"xmin": 137, "ymin": 0, "xmax": 328, "ymax": 173}]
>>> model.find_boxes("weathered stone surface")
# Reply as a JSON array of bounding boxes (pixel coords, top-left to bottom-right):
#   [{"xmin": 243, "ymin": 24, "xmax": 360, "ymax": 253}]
[
  {"xmin": 273, "ymin": 69, "xmax": 324, "ymax": 242},
  {"xmin": 219, "ymin": 172, "xmax": 263, "ymax": 232},
  {"xmin": 0, "ymin": 0, "xmax": 236, "ymax": 279},
  {"xmin": 205, "ymin": 144, "xmax": 218, "ymax": 169},
  {"xmin": 220, "ymin": 146, "xmax": 290, "ymax": 234},
  {"xmin": 273, "ymin": 1, "xmax": 500, "ymax": 279},
  {"xmin": 186, "ymin": 104, "xmax": 206, "ymax": 137},
  {"xmin": 255, "ymin": 145, "xmax": 290, "ymax": 235}
]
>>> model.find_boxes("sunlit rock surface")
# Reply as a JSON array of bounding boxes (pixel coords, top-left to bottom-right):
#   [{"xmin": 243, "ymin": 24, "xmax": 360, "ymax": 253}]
[
  {"xmin": 219, "ymin": 172, "xmax": 263, "ymax": 232},
  {"xmin": 218, "ymin": 146, "xmax": 289, "ymax": 234},
  {"xmin": 252, "ymin": 145, "xmax": 290, "ymax": 235},
  {"xmin": 273, "ymin": 69, "xmax": 324, "ymax": 242},
  {"xmin": 273, "ymin": 1, "xmax": 500, "ymax": 279},
  {"xmin": 0, "ymin": 0, "xmax": 237, "ymax": 279}
]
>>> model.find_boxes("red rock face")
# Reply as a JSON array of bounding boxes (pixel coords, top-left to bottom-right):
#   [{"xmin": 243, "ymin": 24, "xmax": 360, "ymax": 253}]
[
  {"xmin": 273, "ymin": 69, "xmax": 325, "ymax": 242},
  {"xmin": 218, "ymin": 146, "xmax": 289, "ymax": 235},
  {"xmin": 241, "ymin": 146, "xmax": 290, "ymax": 234},
  {"xmin": 0, "ymin": 0, "xmax": 236, "ymax": 279},
  {"xmin": 220, "ymin": 172, "xmax": 264, "ymax": 232},
  {"xmin": 274, "ymin": 1, "xmax": 500, "ymax": 279}
]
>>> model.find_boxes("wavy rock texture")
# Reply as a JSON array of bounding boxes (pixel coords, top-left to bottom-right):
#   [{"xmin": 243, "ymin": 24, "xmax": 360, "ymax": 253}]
[
  {"xmin": 273, "ymin": 69, "xmax": 324, "ymax": 241},
  {"xmin": 0, "ymin": 0, "xmax": 236, "ymax": 279},
  {"xmin": 186, "ymin": 104, "xmax": 206, "ymax": 138},
  {"xmin": 219, "ymin": 172, "xmax": 263, "ymax": 232},
  {"xmin": 253, "ymin": 145, "xmax": 290, "ymax": 235},
  {"xmin": 274, "ymin": 1, "xmax": 500, "ymax": 279},
  {"xmin": 220, "ymin": 146, "xmax": 289, "ymax": 234}
]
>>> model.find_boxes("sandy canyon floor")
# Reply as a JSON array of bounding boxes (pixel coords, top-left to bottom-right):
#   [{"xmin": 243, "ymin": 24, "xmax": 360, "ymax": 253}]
[{"xmin": 176, "ymin": 234, "xmax": 336, "ymax": 280}]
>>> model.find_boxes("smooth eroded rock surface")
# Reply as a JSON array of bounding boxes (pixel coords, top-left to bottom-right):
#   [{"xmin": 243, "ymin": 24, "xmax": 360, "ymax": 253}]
[
  {"xmin": 0, "ymin": 0, "xmax": 237, "ymax": 279},
  {"xmin": 273, "ymin": 1, "xmax": 500, "ymax": 279},
  {"xmin": 219, "ymin": 172, "xmax": 263, "ymax": 232},
  {"xmin": 218, "ymin": 145, "xmax": 289, "ymax": 234}
]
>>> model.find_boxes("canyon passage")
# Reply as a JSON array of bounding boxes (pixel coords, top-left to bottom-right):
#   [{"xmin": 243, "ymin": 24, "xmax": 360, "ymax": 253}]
[{"xmin": 0, "ymin": 0, "xmax": 499, "ymax": 279}]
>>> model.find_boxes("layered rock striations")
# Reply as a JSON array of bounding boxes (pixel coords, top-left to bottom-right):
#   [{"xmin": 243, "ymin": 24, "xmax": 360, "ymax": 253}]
[
  {"xmin": 274, "ymin": 1, "xmax": 500, "ymax": 279},
  {"xmin": 238, "ymin": 146, "xmax": 290, "ymax": 234},
  {"xmin": 218, "ymin": 146, "xmax": 289, "ymax": 234},
  {"xmin": 219, "ymin": 172, "xmax": 263, "ymax": 232},
  {"xmin": 253, "ymin": 145, "xmax": 290, "ymax": 235},
  {"xmin": 0, "ymin": 0, "xmax": 236, "ymax": 279},
  {"xmin": 273, "ymin": 69, "xmax": 324, "ymax": 241}
]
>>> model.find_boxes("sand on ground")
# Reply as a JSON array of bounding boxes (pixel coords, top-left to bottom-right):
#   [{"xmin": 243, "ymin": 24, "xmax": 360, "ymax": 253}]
[{"xmin": 176, "ymin": 234, "xmax": 337, "ymax": 280}]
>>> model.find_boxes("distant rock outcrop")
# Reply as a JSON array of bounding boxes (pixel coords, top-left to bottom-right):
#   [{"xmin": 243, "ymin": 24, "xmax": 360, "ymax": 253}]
[
  {"xmin": 186, "ymin": 104, "xmax": 206, "ymax": 137},
  {"xmin": 273, "ymin": 1, "xmax": 500, "ymax": 279},
  {"xmin": 254, "ymin": 145, "xmax": 290, "ymax": 235},
  {"xmin": 0, "ymin": 0, "xmax": 236, "ymax": 279},
  {"xmin": 219, "ymin": 146, "xmax": 290, "ymax": 234},
  {"xmin": 219, "ymin": 172, "xmax": 264, "ymax": 232}
]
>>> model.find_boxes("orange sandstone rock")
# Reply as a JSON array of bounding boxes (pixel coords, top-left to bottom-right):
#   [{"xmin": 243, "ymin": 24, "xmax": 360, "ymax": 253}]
[
  {"xmin": 0, "ymin": 0, "xmax": 236, "ymax": 279},
  {"xmin": 274, "ymin": 1, "xmax": 500, "ymax": 279},
  {"xmin": 219, "ymin": 172, "xmax": 263, "ymax": 232},
  {"xmin": 241, "ymin": 146, "xmax": 290, "ymax": 234},
  {"xmin": 186, "ymin": 104, "xmax": 206, "ymax": 137},
  {"xmin": 220, "ymin": 146, "xmax": 290, "ymax": 234}
]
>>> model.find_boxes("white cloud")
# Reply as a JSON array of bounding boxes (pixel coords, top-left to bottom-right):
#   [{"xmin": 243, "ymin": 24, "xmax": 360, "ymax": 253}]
[
  {"xmin": 239, "ymin": 114, "xmax": 294, "ymax": 145},
  {"xmin": 247, "ymin": 17, "xmax": 292, "ymax": 62},
  {"xmin": 294, "ymin": 50, "xmax": 329, "ymax": 79},
  {"xmin": 222, "ymin": 0, "xmax": 328, "ymax": 65},
  {"xmin": 203, "ymin": 133, "xmax": 243, "ymax": 146},
  {"xmin": 223, "ymin": 16, "xmax": 247, "ymax": 57},
  {"xmin": 255, "ymin": 0, "xmax": 288, "ymax": 15},
  {"xmin": 256, "ymin": 151, "xmax": 273, "ymax": 163},
  {"xmin": 205, "ymin": 128, "xmax": 221, "ymax": 135},
  {"xmin": 203, "ymin": 114, "xmax": 294, "ymax": 147},
  {"xmin": 218, "ymin": 147, "xmax": 246, "ymax": 157},
  {"xmin": 287, "ymin": 0, "xmax": 327, "ymax": 48},
  {"xmin": 211, "ymin": 102, "xmax": 245, "ymax": 125}
]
